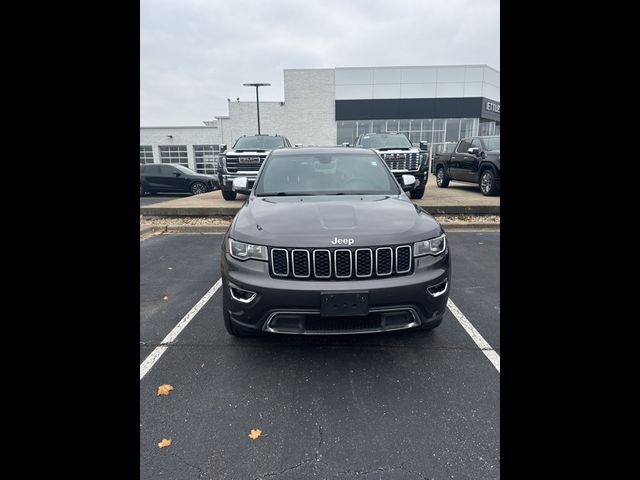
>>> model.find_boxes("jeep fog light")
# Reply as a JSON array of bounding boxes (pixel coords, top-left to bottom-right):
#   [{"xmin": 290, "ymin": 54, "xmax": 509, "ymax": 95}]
[{"xmin": 229, "ymin": 285, "xmax": 257, "ymax": 304}]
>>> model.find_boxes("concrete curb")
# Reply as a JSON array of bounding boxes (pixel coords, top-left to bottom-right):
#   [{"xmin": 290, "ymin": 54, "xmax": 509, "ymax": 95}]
[
  {"xmin": 140, "ymin": 223, "xmax": 499, "ymax": 234},
  {"xmin": 140, "ymin": 225, "xmax": 165, "ymax": 235},
  {"xmin": 164, "ymin": 225, "xmax": 230, "ymax": 233},
  {"xmin": 140, "ymin": 204, "xmax": 500, "ymax": 217},
  {"xmin": 442, "ymin": 223, "xmax": 500, "ymax": 231}
]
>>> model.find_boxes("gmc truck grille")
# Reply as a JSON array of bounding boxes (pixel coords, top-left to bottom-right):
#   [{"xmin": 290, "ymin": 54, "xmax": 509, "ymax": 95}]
[
  {"xmin": 381, "ymin": 153, "xmax": 420, "ymax": 171},
  {"xmin": 224, "ymin": 155, "xmax": 266, "ymax": 173},
  {"xmin": 269, "ymin": 245, "xmax": 413, "ymax": 279}
]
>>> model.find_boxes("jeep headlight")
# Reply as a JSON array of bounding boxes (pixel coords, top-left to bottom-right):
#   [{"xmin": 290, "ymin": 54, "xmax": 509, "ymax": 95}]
[
  {"xmin": 228, "ymin": 238, "xmax": 268, "ymax": 261},
  {"xmin": 414, "ymin": 233, "xmax": 446, "ymax": 257}
]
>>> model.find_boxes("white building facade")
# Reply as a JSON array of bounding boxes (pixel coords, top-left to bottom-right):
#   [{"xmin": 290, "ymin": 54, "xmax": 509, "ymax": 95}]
[{"xmin": 140, "ymin": 64, "xmax": 500, "ymax": 171}]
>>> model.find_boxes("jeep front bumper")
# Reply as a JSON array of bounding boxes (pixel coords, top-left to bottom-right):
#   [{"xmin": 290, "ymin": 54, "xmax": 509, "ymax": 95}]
[{"xmin": 221, "ymin": 248, "xmax": 450, "ymax": 335}]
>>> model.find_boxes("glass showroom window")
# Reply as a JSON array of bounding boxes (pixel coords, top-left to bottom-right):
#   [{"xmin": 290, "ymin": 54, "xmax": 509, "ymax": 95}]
[
  {"xmin": 194, "ymin": 145, "xmax": 218, "ymax": 174},
  {"xmin": 338, "ymin": 117, "xmax": 481, "ymax": 157},
  {"xmin": 479, "ymin": 121, "xmax": 496, "ymax": 136},
  {"xmin": 337, "ymin": 121, "xmax": 358, "ymax": 145},
  {"xmin": 159, "ymin": 145, "xmax": 188, "ymax": 166},
  {"xmin": 460, "ymin": 118, "xmax": 478, "ymax": 139},
  {"xmin": 140, "ymin": 145, "xmax": 154, "ymax": 164},
  {"xmin": 358, "ymin": 121, "xmax": 371, "ymax": 136}
]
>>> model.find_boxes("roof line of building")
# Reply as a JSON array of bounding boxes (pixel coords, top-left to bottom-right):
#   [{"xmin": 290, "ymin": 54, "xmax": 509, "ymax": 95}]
[
  {"xmin": 284, "ymin": 64, "xmax": 499, "ymax": 73},
  {"xmin": 140, "ymin": 125, "xmax": 217, "ymax": 129}
]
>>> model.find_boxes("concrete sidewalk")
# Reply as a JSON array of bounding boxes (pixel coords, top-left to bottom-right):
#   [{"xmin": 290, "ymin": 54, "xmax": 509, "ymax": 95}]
[{"xmin": 140, "ymin": 173, "xmax": 500, "ymax": 216}]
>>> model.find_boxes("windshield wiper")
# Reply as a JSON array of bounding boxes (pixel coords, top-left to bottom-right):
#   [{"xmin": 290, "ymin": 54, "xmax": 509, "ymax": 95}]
[{"xmin": 333, "ymin": 192, "xmax": 373, "ymax": 195}]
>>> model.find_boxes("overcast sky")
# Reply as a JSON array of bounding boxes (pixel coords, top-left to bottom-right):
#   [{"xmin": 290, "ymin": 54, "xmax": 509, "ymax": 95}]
[{"xmin": 140, "ymin": 0, "xmax": 499, "ymax": 126}]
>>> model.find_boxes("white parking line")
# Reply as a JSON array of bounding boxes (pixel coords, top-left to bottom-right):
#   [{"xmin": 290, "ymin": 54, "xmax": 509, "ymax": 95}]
[
  {"xmin": 140, "ymin": 278, "xmax": 222, "ymax": 381},
  {"xmin": 447, "ymin": 298, "xmax": 500, "ymax": 373}
]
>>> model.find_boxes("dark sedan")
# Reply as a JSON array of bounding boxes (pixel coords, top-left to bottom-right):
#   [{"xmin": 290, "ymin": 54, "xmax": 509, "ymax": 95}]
[{"xmin": 140, "ymin": 164, "xmax": 218, "ymax": 196}]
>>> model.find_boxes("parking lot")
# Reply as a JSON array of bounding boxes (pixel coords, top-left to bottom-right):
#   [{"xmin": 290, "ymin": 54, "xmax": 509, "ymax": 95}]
[{"xmin": 140, "ymin": 232, "xmax": 500, "ymax": 479}]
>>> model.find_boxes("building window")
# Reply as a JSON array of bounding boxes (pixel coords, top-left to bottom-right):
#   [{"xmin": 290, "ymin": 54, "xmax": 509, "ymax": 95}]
[
  {"xmin": 479, "ymin": 121, "xmax": 496, "ymax": 136},
  {"xmin": 194, "ymin": 145, "xmax": 219, "ymax": 174},
  {"xmin": 159, "ymin": 145, "xmax": 188, "ymax": 166},
  {"xmin": 337, "ymin": 117, "xmax": 480, "ymax": 158},
  {"xmin": 140, "ymin": 145, "xmax": 154, "ymax": 164},
  {"xmin": 337, "ymin": 121, "xmax": 358, "ymax": 146}
]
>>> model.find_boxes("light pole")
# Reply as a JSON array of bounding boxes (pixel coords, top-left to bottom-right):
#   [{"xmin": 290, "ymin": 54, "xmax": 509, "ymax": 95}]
[{"xmin": 243, "ymin": 82, "xmax": 270, "ymax": 134}]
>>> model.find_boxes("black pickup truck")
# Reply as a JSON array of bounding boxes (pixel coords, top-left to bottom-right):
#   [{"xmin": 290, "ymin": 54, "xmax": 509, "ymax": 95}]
[{"xmin": 432, "ymin": 136, "xmax": 500, "ymax": 196}]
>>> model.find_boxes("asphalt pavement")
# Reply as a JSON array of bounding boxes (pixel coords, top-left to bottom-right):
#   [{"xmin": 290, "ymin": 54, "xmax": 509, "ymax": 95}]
[{"xmin": 140, "ymin": 232, "xmax": 500, "ymax": 479}]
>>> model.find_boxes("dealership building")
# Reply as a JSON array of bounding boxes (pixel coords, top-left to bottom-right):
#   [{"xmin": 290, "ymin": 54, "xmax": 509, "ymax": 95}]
[{"xmin": 140, "ymin": 64, "xmax": 500, "ymax": 174}]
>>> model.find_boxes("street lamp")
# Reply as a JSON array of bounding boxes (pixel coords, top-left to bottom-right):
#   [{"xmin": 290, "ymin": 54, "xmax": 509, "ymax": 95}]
[{"xmin": 243, "ymin": 82, "xmax": 271, "ymax": 135}]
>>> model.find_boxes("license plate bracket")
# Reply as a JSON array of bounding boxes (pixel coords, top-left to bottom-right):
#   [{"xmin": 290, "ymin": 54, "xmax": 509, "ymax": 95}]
[{"xmin": 320, "ymin": 291, "xmax": 369, "ymax": 317}]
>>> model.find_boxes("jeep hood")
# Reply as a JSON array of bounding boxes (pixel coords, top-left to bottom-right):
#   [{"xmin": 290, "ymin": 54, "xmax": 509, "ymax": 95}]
[{"xmin": 231, "ymin": 195, "xmax": 442, "ymax": 248}]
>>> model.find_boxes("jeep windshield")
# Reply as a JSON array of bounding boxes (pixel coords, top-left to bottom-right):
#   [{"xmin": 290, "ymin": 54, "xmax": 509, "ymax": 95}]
[
  {"xmin": 255, "ymin": 152, "xmax": 401, "ymax": 196},
  {"xmin": 360, "ymin": 133, "xmax": 412, "ymax": 149},
  {"xmin": 233, "ymin": 136, "xmax": 284, "ymax": 150}
]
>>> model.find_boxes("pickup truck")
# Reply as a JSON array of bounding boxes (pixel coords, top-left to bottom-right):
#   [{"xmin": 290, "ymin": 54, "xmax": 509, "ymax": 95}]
[
  {"xmin": 218, "ymin": 134, "xmax": 292, "ymax": 200},
  {"xmin": 432, "ymin": 136, "xmax": 500, "ymax": 196},
  {"xmin": 353, "ymin": 132, "xmax": 430, "ymax": 199}
]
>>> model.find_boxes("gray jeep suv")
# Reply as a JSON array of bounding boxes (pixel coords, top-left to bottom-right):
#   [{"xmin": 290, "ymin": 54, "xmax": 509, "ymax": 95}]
[{"xmin": 220, "ymin": 146, "xmax": 451, "ymax": 336}]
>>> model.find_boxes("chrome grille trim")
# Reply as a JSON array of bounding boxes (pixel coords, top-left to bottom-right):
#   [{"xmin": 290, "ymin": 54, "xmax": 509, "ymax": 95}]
[
  {"xmin": 270, "ymin": 248, "xmax": 289, "ymax": 277},
  {"xmin": 334, "ymin": 249, "xmax": 352, "ymax": 278},
  {"xmin": 355, "ymin": 248, "xmax": 373, "ymax": 278},
  {"xmin": 312, "ymin": 249, "xmax": 332, "ymax": 278},
  {"xmin": 291, "ymin": 249, "xmax": 311, "ymax": 278},
  {"xmin": 375, "ymin": 247, "xmax": 393, "ymax": 276},
  {"xmin": 395, "ymin": 245, "xmax": 412, "ymax": 274},
  {"xmin": 268, "ymin": 245, "xmax": 413, "ymax": 279}
]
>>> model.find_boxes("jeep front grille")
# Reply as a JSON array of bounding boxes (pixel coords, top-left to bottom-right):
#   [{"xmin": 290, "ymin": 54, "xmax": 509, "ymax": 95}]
[
  {"xmin": 381, "ymin": 153, "xmax": 420, "ymax": 171},
  {"xmin": 270, "ymin": 245, "xmax": 413, "ymax": 279}
]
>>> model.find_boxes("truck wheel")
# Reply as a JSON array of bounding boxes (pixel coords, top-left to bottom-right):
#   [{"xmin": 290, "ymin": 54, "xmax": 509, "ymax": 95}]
[
  {"xmin": 480, "ymin": 169, "xmax": 499, "ymax": 196},
  {"xmin": 436, "ymin": 167, "xmax": 449, "ymax": 188},
  {"xmin": 409, "ymin": 188, "xmax": 425, "ymax": 199},
  {"xmin": 221, "ymin": 190, "xmax": 237, "ymax": 201}
]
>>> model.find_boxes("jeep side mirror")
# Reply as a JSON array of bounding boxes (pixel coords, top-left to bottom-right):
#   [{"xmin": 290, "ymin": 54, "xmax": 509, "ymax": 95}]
[
  {"xmin": 232, "ymin": 177, "xmax": 248, "ymax": 190},
  {"xmin": 220, "ymin": 144, "xmax": 227, "ymax": 153},
  {"xmin": 468, "ymin": 147, "xmax": 480, "ymax": 156},
  {"xmin": 419, "ymin": 141, "xmax": 429, "ymax": 151},
  {"xmin": 401, "ymin": 174, "xmax": 417, "ymax": 191}
]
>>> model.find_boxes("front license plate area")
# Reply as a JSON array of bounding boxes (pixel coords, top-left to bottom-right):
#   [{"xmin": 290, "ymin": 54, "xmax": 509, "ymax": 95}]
[
  {"xmin": 320, "ymin": 292, "xmax": 369, "ymax": 317},
  {"xmin": 239, "ymin": 157, "xmax": 260, "ymax": 163}
]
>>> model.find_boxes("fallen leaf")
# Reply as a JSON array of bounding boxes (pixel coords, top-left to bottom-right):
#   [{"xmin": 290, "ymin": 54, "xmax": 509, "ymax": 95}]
[
  {"xmin": 168, "ymin": 267, "xmax": 173, "ymax": 270},
  {"xmin": 158, "ymin": 438, "xmax": 172, "ymax": 448},
  {"xmin": 157, "ymin": 384, "xmax": 174, "ymax": 396},
  {"xmin": 479, "ymin": 242, "xmax": 485, "ymax": 245},
  {"xmin": 248, "ymin": 428, "xmax": 262, "ymax": 440},
  {"xmin": 163, "ymin": 295, "xmax": 168, "ymax": 300}
]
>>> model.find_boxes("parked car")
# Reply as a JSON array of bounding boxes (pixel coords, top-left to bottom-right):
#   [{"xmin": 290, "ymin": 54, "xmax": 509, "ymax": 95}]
[
  {"xmin": 218, "ymin": 134, "xmax": 292, "ymax": 200},
  {"xmin": 140, "ymin": 164, "xmax": 218, "ymax": 196},
  {"xmin": 220, "ymin": 146, "xmax": 450, "ymax": 337},
  {"xmin": 353, "ymin": 132, "xmax": 430, "ymax": 199},
  {"xmin": 432, "ymin": 136, "xmax": 500, "ymax": 196}
]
